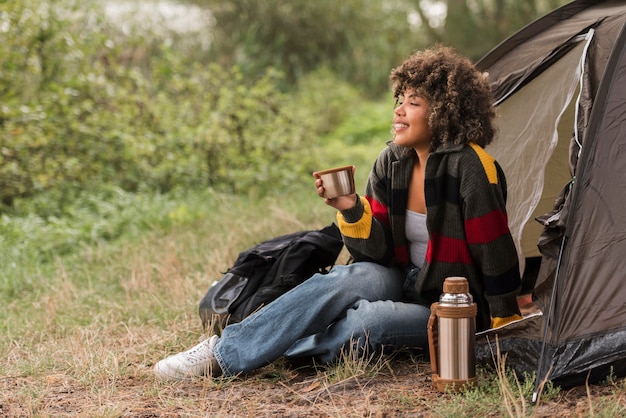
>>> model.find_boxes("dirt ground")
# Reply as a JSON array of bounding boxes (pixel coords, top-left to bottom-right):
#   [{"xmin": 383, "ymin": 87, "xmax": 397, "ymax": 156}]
[{"xmin": 2, "ymin": 356, "xmax": 624, "ymax": 417}]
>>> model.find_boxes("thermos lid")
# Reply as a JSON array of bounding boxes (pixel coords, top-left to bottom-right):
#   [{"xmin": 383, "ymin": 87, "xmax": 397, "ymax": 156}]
[{"xmin": 443, "ymin": 276, "xmax": 469, "ymax": 294}]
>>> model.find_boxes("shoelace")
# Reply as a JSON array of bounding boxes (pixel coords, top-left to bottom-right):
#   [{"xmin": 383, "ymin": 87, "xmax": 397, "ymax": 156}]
[{"xmin": 182, "ymin": 340, "xmax": 211, "ymax": 365}]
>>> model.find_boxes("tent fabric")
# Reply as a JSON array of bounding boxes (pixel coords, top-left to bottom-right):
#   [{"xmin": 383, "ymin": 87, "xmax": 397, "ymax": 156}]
[
  {"xmin": 473, "ymin": 0, "xmax": 626, "ymax": 388},
  {"xmin": 487, "ymin": 39, "xmax": 585, "ymax": 263}
]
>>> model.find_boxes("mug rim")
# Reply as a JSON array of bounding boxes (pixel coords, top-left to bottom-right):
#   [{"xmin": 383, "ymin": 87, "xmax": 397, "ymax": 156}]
[{"xmin": 313, "ymin": 165, "xmax": 354, "ymax": 176}]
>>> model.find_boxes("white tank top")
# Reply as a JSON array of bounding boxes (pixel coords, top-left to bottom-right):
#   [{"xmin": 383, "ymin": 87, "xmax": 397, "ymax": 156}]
[{"xmin": 406, "ymin": 209, "xmax": 428, "ymax": 266}]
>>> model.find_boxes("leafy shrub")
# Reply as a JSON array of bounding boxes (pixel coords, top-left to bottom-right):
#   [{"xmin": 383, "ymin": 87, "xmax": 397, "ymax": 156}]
[{"xmin": 0, "ymin": 0, "xmax": 365, "ymax": 214}]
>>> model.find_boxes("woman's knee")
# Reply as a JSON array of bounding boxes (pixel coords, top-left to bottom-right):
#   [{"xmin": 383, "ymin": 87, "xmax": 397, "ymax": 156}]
[{"xmin": 325, "ymin": 262, "xmax": 402, "ymax": 293}]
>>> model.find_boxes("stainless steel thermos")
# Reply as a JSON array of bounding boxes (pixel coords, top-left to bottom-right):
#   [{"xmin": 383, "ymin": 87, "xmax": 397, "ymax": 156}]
[{"xmin": 427, "ymin": 276, "xmax": 477, "ymax": 392}]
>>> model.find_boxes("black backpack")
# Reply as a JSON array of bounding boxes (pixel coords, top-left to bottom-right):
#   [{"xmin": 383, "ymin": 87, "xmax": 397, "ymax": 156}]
[{"xmin": 198, "ymin": 223, "xmax": 344, "ymax": 331}]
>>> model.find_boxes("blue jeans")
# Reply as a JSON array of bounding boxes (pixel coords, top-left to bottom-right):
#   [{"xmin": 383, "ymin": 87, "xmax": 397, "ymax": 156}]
[{"xmin": 213, "ymin": 262, "xmax": 431, "ymax": 376}]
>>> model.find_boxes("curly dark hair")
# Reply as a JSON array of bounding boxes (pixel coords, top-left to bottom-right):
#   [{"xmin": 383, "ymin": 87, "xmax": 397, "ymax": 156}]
[{"xmin": 390, "ymin": 45, "xmax": 496, "ymax": 150}]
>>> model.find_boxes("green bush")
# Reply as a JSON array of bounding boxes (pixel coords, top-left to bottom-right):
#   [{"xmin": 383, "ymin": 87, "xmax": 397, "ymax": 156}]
[{"xmin": 0, "ymin": 0, "xmax": 366, "ymax": 214}]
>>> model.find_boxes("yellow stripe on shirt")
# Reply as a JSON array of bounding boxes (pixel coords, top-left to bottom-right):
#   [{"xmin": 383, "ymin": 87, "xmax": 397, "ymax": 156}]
[
  {"xmin": 469, "ymin": 142, "xmax": 498, "ymax": 184},
  {"xmin": 336, "ymin": 196, "xmax": 373, "ymax": 239}
]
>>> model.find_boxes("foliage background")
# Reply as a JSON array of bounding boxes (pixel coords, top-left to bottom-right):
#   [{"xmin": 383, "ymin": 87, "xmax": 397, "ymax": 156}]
[
  {"xmin": 1, "ymin": 0, "xmax": 569, "ymax": 212},
  {"xmin": 0, "ymin": 0, "xmax": 571, "ymax": 310}
]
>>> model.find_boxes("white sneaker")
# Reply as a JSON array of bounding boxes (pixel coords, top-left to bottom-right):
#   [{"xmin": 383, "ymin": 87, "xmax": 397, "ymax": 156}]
[{"xmin": 154, "ymin": 335, "xmax": 221, "ymax": 381}]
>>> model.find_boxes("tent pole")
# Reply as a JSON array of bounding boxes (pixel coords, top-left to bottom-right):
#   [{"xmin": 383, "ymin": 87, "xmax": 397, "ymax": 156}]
[{"xmin": 532, "ymin": 234, "xmax": 567, "ymax": 403}]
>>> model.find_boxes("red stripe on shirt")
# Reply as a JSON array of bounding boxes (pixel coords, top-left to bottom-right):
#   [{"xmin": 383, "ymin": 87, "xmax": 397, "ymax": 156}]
[
  {"xmin": 464, "ymin": 210, "xmax": 510, "ymax": 245},
  {"xmin": 395, "ymin": 245, "xmax": 409, "ymax": 265},
  {"xmin": 366, "ymin": 196, "xmax": 390, "ymax": 226},
  {"xmin": 426, "ymin": 233, "xmax": 473, "ymax": 265}
]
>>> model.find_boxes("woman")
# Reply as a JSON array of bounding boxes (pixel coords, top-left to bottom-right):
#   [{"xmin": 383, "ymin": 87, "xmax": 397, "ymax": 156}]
[{"xmin": 154, "ymin": 45, "xmax": 522, "ymax": 381}]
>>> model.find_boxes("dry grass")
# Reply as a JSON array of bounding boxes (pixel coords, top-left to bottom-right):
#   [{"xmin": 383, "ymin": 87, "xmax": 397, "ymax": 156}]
[
  {"xmin": 3, "ymin": 329, "xmax": 626, "ymax": 417},
  {"xmin": 2, "ymin": 194, "xmax": 626, "ymax": 417}
]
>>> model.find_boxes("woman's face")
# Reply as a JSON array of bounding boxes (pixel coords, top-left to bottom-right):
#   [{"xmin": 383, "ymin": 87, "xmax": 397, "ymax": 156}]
[{"xmin": 392, "ymin": 89, "xmax": 432, "ymax": 151}]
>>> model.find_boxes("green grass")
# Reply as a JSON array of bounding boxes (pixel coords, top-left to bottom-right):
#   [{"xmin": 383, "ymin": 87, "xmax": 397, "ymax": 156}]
[{"xmin": 0, "ymin": 97, "xmax": 391, "ymax": 377}]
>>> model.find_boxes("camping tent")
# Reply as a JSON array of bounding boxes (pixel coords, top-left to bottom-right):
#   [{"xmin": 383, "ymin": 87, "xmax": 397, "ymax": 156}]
[{"xmin": 473, "ymin": 0, "xmax": 626, "ymax": 396}]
